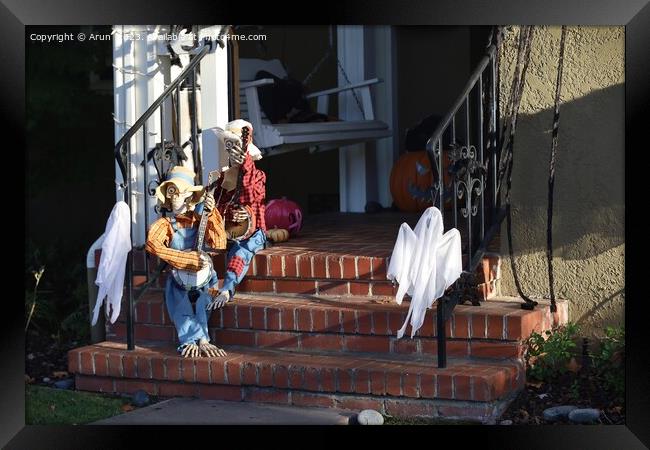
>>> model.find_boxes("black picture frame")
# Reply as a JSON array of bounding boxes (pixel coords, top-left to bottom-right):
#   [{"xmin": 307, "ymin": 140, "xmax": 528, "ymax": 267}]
[{"xmin": 8, "ymin": 0, "xmax": 649, "ymax": 447}]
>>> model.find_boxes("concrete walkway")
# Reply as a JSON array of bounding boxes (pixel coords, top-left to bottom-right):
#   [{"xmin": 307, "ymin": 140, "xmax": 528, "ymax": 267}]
[{"xmin": 92, "ymin": 398, "xmax": 354, "ymax": 425}]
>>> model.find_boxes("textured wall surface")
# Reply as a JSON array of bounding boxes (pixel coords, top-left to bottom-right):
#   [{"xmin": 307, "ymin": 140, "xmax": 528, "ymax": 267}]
[{"xmin": 497, "ymin": 26, "xmax": 624, "ymax": 337}]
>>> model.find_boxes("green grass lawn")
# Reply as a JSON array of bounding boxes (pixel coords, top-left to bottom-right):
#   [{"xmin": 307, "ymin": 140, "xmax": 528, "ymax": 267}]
[{"xmin": 26, "ymin": 385, "xmax": 132, "ymax": 425}]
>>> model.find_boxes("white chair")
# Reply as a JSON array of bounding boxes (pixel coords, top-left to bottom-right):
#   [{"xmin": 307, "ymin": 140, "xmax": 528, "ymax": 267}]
[{"xmin": 238, "ymin": 58, "xmax": 391, "ymax": 156}]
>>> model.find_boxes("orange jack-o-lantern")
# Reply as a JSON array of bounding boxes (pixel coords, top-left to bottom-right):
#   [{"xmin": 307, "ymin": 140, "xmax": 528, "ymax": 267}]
[{"xmin": 390, "ymin": 151, "xmax": 451, "ymax": 213}]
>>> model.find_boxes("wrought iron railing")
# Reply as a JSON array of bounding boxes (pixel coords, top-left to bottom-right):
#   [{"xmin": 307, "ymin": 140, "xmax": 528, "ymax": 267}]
[
  {"xmin": 114, "ymin": 36, "xmax": 220, "ymax": 350},
  {"xmin": 426, "ymin": 44, "xmax": 505, "ymax": 368}
]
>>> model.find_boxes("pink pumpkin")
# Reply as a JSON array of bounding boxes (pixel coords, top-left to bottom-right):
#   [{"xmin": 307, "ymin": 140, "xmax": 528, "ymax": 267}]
[{"xmin": 265, "ymin": 197, "xmax": 303, "ymax": 236}]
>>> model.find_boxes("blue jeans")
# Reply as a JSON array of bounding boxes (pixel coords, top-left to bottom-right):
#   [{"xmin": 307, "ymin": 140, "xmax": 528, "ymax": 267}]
[{"xmin": 221, "ymin": 229, "xmax": 267, "ymax": 298}]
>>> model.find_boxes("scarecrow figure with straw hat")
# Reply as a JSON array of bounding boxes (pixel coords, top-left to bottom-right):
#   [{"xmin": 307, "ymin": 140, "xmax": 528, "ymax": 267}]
[{"xmin": 145, "ymin": 165, "xmax": 229, "ymax": 358}]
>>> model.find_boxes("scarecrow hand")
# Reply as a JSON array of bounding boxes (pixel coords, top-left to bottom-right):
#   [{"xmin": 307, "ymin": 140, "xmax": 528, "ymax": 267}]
[
  {"xmin": 198, "ymin": 338, "xmax": 227, "ymax": 357},
  {"xmin": 228, "ymin": 143, "xmax": 246, "ymax": 167},
  {"xmin": 180, "ymin": 342, "xmax": 200, "ymax": 358},
  {"xmin": 231, "ymin": 206, "xmax": 249, "ymax": 223},
  {"xmin": 207, "ymin": 290, "xmax": 231, "ymax": 310},
  {"xmin": 203, "ymin": 194, "xmax": 215, "ymax": 212},
  {"xmin": 199, "ymin": 253, "xmax": 212, "ymax": 270}
]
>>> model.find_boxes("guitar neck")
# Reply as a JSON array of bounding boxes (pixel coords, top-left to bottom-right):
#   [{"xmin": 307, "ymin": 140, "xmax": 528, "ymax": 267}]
[{"xmin": 195, "ymin": 172, "xmax": 215, "ymax": 251}]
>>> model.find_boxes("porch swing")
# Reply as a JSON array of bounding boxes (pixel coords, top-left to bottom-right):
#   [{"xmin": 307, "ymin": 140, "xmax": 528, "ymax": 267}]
[{"xmin": 236, "ymin": 26, "xmax": 391, "ymax": 156}]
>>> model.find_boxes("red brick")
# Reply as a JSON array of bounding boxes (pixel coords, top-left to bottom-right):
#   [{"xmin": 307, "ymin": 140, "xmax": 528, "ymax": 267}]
[
  {"xmin": 181, "ymin": 359, "xmax": 196, "ymax": 382},
  {"xmin": 346, "ymin": 335, "xmax": 390, "ymax": 353},
  {"xmin": 258, "ymin": 362, "xmax": 274, "ymax": 387},
  {"xmin": 236, "ymin": 304, "xmax": 252, "ymax": 329},
  {"xmin": 296, "ymin": 309, "xmax": 312, "ymax": 331},
  {"xmin": 372, "ymin": 311, "xmax": 389, "ymax": 335},
  {"xmin": 303, "ymin": 367, "xmax": 320, "ymax": 391},
  {"xmin": 447, "ymin": 341, "xmax": 469, "ymax": 357},
  {"xmin": 301, "ymin": 334, "xmax": 343, "ymax": 351},
  {"xmin": 453, "ymin": 315, "xmax": 470, "ymax": 339},
  {"xmin": 471, "ymin": 342, "xmax": 520, "ymax": 359},
  {"xmin": 222, "ymin": 306, "xmax": 237, "ymax": 328},
  {"xmin": 393, "ymin": 338, "xmax": 419, "ymax": 355},
  {"xmin": 403, "ymin": 373, "xmax": 419, "ymax": 397},
  {"xmin": 454, "ymin": 374, "xmax": 471, "ymax": 400},
  {"xmin": 238, "ymin": 279, "xmax": 274, "ymax": 293},
  {"xmin": 75, "ymin": 375, "xmax": 114, "ymax": 393},
  {"xmin": 244, "ymin": 388, "xmax": 289, "ymax": 405},
  {"xmin": 357, "ymin": 257, "xmax": 372, "ymax": 279},
  {"xmin": 152, "ymin": 358, "xmax": 165, "ymax": 380},
  {"xmin": 114, "ymin": 379, "xmax": 157, "ymax": 395},
  {"xmin": 318, "ymin": 281, "xmax": 348, "ymax": 295},
  {"xmin": 123, "ymin": 354, "xmax": 138, "ymax": 378},
  {"xmin": 325, "ymin": 309, "xmax": 342, "ymax": 333},
  {"xmin": 108, "ymin": 353, "xmax": 123, "ymax": 377},
  {"xmin": 225, "ymin": 358, "xmax": 244, "ymax": 385},
  {"xmin": 357, "ymin": 311, "xmax": 372, "ymax": 334},
  {"xmin": 370, "ymin": 369, "xmax": 386, "ymax": 395},
  {"xmin": 297, "ymin": 255, "xmax": 312, "ymax": 278},
  {"xmin": 288, "ymin": 365, "xmax": 304, "ymax": 389},
  {"xmin": 472, "ymin": 376, "xmax": 491, "ymax": 401},
  {"xmin": 419, "ymin": 374, "xmax": 437, "ymax": 398},
  {"xmin": 284, "ymin": 255, "xmax": 298, "ymax": 277},
  {"xmin": 150, "ymin": 302, "xmax": 163, "ymax": 324},
  {"xmin": 372, "ymin": 282, "xmax": 397, "ymax": 296},
  {"xmin": 385, "ymin": 399, "xmax": 436, "ymax": 418},
  {"xmin": 349, "ymin": 282, "xmax": 370, "ymax": 296},
  {"xmin": 213, "ymin": 254, "xmax": 226, "ymax": 274},
  {"xmin": 326, "ymin": 255, "xmax": 342, "ymax": 279},
  {"xmin": 80, "ymin": 351, "xmax": 94, "ymax": 374},
  {"xmin": 386, "ymin": 372, "xmax": 402, "ymax": 396},
  {"xmin": 242, "ymin": 361, "xmax": 258, "ymax": 385},
  {"xmin": 487, "ymin": 315, "xmax": 505, "ymax": 339},
  {"xmin": 281, "ymin": 307, "xmax": 296, "ymax": 331},
  {"xmin": 341, "ymin": 256, "xmax": 356, "ymax": 279},
  {"xmin": 321, "ymin": 367, "xmax": 336, "ymax": 392},
  {"xmin": 337, "ymin": 368, "xmax": 354, "ymax": 393},
  {"xmin": 93, "ymin": 352, "xmax": 108, "ymax": 376},
  {"xmin": 158, "ymin": 382, "xmax": 198, "ymax": 398},
  {"xmin": 135, "ymin": 302, "xmax": 149, "ymax": 323},
  {"xmin": 311, "ymin": 309, "xmax": 326, "ymax": 331},
  {"xmin": 268, "ymin": 255, "xmax": 284, "ymax": 277},
  {"xmin": 505, "ymin": 312, "xmax": 524, "ymax": 340},
  {"xmin": 255, "ymin": 254, "xmax": 269, "ymax": 276},
  {"xmin": 371, "ymin": 257, "xmax": 387, "ymax": 280},
  {"xmin": 266, "ymin": 307, "xmax": 281, "ymax": 331},
  {"xmin": 312, "ymin": 255, "xmax": 327, "ymax": 278},
  {"xmin": 165, "ymin": 357, "xmax": 182, "ymax": 381},
  {"xmin": 195, "ymin": 359, "xmax": 211, "ymax": 384},
  {"xmin": 388, "ymin": 311, "xmax": 406, "ymax": 335},
  {"xmin": 420, "ymin": 340, "xmax": 437, "ymax": 356},
  {"xmin": 353, "ymin": 368, "xmax": 371, "ymax": 394},
  {"xmin": 438, "ymin": 404, "xmax": 487, "ymax": 420},
  {"xmin": 251, "ymin": 307, "xmax": 265, "ymax": 329},
  {"xmin": 198, "ymin": 384, "xmax": 241, "ymax": 401},
  {"xmin": 438, "ymin": 373, "xmax": 453, "ymax": 399},
  {"xmin": 273, "ymin": 364, "xmax": 289, "ymax": 388},
  {"xmin": 213, "ymin": 329, "xmax": 256, "ymax": 347},
  {"xmin": 210, "ymin": 359, "xmax": 227, "ymax": 384},
  {"xmin": 490, "ymin": 370, "xmax": 509, "ymax": 399},
  {"xmin": 137, "ymin": 356, "xmax": 152, "ymax": 379},
  {"xmin": 337, "ymin": 397, "xmax": 384, "ymax": 412},
  {"xmin": 293, "ymin": 392, "xmax": 335, "ymax": 408},
  {"xmin": 341, "ymin": 309, "xmax": 357, "ymax": 333},
  {"xmin": 275, "ymin": 280, "xmax": 316, "ymax": 295},
  {"xmin": 471, "ymin": 314, "xmax": 487, "ymax": 339},
  {"xmin": 68, "ymin": 349, "xmax": 80, "ymax": 374},
  {"xmin": 162, "ymin": 307, "xmax": 171, "ymax": 325},
  {"xmin": 257, "ymin": 332, "xmax": 300, "ymax": 349}
]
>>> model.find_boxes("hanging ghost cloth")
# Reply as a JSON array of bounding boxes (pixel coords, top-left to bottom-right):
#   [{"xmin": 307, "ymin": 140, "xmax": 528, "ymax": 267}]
[
  {"xmin": 386, "ymin": 207, "xmax": 462, "ymax": 338},
  {"xmin": 91, "ymin": 201, "xmax": 132, "ymax": 326}
]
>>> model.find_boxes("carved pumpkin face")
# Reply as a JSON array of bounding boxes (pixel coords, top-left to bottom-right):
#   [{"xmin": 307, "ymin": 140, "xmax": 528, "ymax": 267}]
[{"xmin": 390, "ymin": 151, "xmax": 452, "ymax": 213}]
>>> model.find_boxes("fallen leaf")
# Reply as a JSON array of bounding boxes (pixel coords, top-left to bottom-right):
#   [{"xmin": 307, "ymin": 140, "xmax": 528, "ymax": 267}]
[
  {"xmin": 52, "ymin": 371, "xmax": 68, "ymax": 379},
  {"xmin": 526, "ymin": 381, "xmax": 543, "ymax": 389},
  {"xmin": 121, "ymin": 404, "xmax": 135, "ymax": 412}
]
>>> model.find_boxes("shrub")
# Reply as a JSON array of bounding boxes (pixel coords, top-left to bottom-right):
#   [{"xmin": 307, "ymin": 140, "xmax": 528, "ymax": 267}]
[
  {"xmin": 592, "ymin": 325, "xmax": 625, "ymax": 399},
  {"xmin": 524, "ymin": 322, "xmax": 581, "ymax": 382}
]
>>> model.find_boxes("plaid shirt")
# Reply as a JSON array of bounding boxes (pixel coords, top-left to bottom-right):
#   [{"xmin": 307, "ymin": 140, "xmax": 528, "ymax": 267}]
[
  {"xmin": 145, "ymin": 207, "xmax": 227, "ymax": 271},
  {"xmin": 215, "ymin": 153, "xmax": 267, "ymax": 232}
]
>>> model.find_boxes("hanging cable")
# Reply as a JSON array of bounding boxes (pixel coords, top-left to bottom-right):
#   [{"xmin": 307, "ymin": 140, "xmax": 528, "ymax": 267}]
[{"xmin": 546, "ymin": 26, "xmax": 568, "ymax": 314}]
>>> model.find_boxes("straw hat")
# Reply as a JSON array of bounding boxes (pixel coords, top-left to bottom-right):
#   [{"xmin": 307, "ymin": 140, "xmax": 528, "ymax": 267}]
[
  {"xmin": 225, "ymin": 119, "xmax": 262, "ymax": 161},
  {"xmin": 154, "ymin": 165, "xmax": 205, "ymax": 209}
]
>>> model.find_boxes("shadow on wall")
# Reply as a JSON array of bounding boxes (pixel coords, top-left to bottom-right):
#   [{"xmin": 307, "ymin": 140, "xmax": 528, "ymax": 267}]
[{"xmin": 505, "ymin": 82, "xmax": 624, "ymax": 260}]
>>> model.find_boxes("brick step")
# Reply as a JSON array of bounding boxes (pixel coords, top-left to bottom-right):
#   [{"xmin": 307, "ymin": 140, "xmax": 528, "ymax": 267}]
[
  {"xmin": 110, "ymin": 326, "xmax": 524, "ymax": 360},
  {"xmin": 69, "ymin": 341, "xmax": 524, "ymax": 422},
  {"xmin": 112, "ymin": 293, "xmax": 568, "ymax": 344}
]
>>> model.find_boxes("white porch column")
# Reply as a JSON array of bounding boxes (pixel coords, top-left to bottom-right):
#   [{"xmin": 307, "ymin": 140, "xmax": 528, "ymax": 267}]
[
  {"xmin": 337, "ymin": 26, "xmax": 367, "ymax": 213},
  {"xmin": 199, "ymin": 26, "xmax": 230, "ymax": 180}
]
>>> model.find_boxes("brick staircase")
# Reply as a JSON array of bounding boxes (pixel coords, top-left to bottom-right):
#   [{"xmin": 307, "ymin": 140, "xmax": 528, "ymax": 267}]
[{"xmin": 71, "ymin": 212, "xmax": 567, "ymax": 423}]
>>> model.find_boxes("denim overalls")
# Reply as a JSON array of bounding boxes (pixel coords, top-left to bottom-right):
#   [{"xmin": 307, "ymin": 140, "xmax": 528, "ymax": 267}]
[
  {"xmin": 165, "ymin": 213, "xmax": 218, "ymax": 352},
  {"xmin": 221, "ymin": 228, "xmax": 267, "ymax": 297}
]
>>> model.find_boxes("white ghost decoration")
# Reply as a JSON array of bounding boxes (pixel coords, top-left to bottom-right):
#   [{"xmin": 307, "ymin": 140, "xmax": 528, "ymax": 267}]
[{"xmin": 386, "ymin": 206, "xmax": 462, "ymax": 339}]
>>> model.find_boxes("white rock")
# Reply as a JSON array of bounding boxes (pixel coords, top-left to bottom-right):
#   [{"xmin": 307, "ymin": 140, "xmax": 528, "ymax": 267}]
[{"xmin": 357, "ymin": 409, "xmax": 384, "ymax": 425}]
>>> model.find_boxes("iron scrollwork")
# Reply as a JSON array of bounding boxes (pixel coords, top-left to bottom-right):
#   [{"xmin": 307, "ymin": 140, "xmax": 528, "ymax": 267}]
[{"xmin": 448, "ymin": 143, "xmax": 487, "ymax": 219}]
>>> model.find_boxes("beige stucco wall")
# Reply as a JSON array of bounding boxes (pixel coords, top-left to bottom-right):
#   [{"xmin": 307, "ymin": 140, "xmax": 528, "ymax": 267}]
[{"xmin": 497, "ymin": 26, "xmax": 624, "ymax": 337}]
